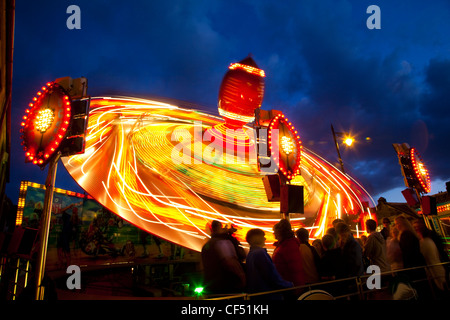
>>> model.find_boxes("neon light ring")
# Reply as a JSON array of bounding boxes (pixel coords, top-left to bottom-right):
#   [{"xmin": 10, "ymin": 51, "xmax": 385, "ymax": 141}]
[{"xmin": 20, "ymin": 82, "xmax": 71, "ymax": 167}]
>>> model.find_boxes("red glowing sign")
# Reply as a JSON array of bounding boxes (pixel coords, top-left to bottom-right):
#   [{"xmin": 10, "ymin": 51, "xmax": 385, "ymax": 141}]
[
  {"xmin": 268, "ymin": 113, "xmax": 302, "ymax": 180},
  {"xmin": 410, "ymin": 147, "xmax": 431, "ymax": 194},
  {"xmin": 20, "ymin": 82, "xmax": 72, "ymax": 167}
]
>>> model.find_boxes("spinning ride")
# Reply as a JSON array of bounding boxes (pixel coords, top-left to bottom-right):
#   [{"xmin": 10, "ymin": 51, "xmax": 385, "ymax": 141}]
[{"xmin": 57, "ymin": 58, "xmax": 374, "ymax": 252}]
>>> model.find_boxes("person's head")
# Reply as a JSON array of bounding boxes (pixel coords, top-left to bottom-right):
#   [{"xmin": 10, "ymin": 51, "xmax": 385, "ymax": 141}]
[
  {"xmin": 210, "ymin": 220, "xmax": 224, "ymax": 235},
  {"xmin": 273, "ymin": 219, "xmax": 294, "ymax": 241},
  {"xmin": 246, "ymin": 228, "xmax": 266, "ymax": 247},
  {"xmin": 322, "ymin": 234, "xmax": 336, "ymax": 251},
  {"xmin": 412, "ymin": 219, "xmax": 430, "ymax": 239},
  {"xmin": 326, "ymin": 227, "xmax": 337, "ymax": 239},
  {"xmin": 394, "ymin": 215, "xmax": 413, "ymax": 233},
  {"xmin": 382, "ymin": 217, "xmax": 390, "ymax": 228},
  {"xmin": 295, "ymin": 228, "xmax": 310, "ymax": 244},
  {"xmin": 390, "ymin": 225, "xmax": 400, "ymax": 239},
  {"xmin": 365, "ymin": 219, "xmax": 377, "ymax": 233},
  {"xmin": 332, "ymin": 219, "xmax": 344, "ymax": 228},
  {"xmin": 312, "ymin": 239, "xmax": 323, "ymax": 254},
  {"xmin": 361, "ymin": 234, "xmax": 367, "ymax": 244},
  {"xmin": 335, "ymin": 222, "xmax": 351, "ymax": 244}
]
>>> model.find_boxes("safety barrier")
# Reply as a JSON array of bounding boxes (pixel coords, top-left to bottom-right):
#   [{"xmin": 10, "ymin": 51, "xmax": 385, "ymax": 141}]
[{"xmin": 207, "ymin": 261, "xmax": 450, "ymax": 301}]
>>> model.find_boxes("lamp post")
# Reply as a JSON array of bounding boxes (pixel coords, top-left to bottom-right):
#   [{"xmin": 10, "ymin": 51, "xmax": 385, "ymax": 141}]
[
  {"xmin": 20, "ymin": 78, "xmax": 89, "ymax": 300},
  {"xmin": 331, "ymin": 124, "xmax": 355, "ymax": 174},
  {"xmin": 35, "ymin": 152, "xmax": 60, "ymax": 300}
]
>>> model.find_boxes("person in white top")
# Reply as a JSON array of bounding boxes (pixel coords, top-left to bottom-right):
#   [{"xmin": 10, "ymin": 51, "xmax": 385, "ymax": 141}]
[{"xmin": 413, "ymin": 219, "xmax": 448, "ymax": 292}]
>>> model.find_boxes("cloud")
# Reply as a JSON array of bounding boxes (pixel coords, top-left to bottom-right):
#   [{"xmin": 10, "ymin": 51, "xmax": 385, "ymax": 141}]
[{"xmin": 6, "ymin": 0, "xmax": 450, "ymax": 202}]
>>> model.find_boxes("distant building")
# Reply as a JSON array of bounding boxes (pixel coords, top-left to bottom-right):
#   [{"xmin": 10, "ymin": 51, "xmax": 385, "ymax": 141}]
[{"xmin": 375, "ymin": 196, "xmax": 419, "ymax": 223}]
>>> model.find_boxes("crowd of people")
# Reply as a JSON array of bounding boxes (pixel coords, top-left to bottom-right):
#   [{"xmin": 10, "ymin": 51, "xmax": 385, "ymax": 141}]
[{"xmin": 201, "ymin": 215, "xmax": 449, "ymax": 300}]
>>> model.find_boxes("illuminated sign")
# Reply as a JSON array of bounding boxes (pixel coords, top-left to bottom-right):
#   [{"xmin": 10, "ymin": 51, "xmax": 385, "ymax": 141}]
[
  {"xmin": 268, "ymin": 113, "xmax": 302, "ymax": 180},
  {"xmin": 20, "ymin": 82, "xmax": 72, "ymax": 167},
  {"xmin": 410, "ymin": 147, "xmax": 431, "ymax": 194}
]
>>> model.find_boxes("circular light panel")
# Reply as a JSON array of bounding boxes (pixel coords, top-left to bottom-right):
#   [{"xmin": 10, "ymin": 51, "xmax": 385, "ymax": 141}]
[
  {"xmin": 267, "ymin": 113, "xmax": 302, "ymax": 180},
  {"xmin": 20, "ymin": 82, "xmax": 72, "ymax": 167}
]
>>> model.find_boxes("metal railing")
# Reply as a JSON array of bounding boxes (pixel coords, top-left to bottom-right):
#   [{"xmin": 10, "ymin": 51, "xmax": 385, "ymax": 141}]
[{"xmin": 206, "ymin": 261, "xmax": 450, "ymax": 301}]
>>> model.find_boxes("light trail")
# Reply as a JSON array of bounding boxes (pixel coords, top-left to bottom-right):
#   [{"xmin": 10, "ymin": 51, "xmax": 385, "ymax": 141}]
[{"xmin": 62, "ymin": 97, "xmax": 375, "ymax": 252}]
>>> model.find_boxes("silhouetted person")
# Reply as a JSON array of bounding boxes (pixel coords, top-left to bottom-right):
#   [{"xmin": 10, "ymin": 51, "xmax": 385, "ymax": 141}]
[
  {"xmin": 394, "ymin": 215, "xmax": 428, "ymax": 298},
  {"xmin": 201, "ymin": 220, "xmax": 245, "ymax": 295},
  {"xmin": 380, "ymin": 217, "xmax": 391, "ymax": 240},
  {"xmin": 245, "ymin": 228, "xmax": 293, "ymax": 299},
  {"xmin": 296, "ymin": 228, "xmax": 320, "ymax": 284},
  {"xmin": 272, "ymin": 219, "xmax": 305, "ymax": 286},
  {"xmin": 335, "ymin": 222, "xmax": 364, "ymax": 278},
  {"xmin": 413, "ymin": 219, "xmax": 449, "ymax": 296},
  {"xmin": 364, "ymin": 219, "xmax": 391, "ymax": 273}
]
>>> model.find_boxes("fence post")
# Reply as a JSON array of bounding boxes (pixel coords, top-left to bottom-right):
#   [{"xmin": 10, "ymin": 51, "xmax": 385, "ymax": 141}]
[{"xmin": 356, "ymin": 277, "xmax": 365, "ymax": 300}]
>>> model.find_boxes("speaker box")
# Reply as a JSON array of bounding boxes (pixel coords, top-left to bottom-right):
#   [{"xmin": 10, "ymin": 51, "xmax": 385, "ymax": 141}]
[
  {"xmin": 262, "ymin": 175, "xmax": 280, "ymax": 202},
  {"xmin": 280, "ymin": 184, "xmax": 304, "ymax": 214},
  {"xmin": 402, "ymin": 188, "xmax": 419, "ymax": 206},
  {"xmin": 422, "ymin": 196, "xmax": 437, "ymax": 215}
]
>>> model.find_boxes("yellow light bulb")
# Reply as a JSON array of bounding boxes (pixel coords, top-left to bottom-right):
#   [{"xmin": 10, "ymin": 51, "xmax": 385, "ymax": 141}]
[
  {"xmin": 281, "ymin": 136, "xmax": 294, "ymax": 155},
  {"xmin": 35, "ymin": 108, "xmax": 55, "ymax": 133}
]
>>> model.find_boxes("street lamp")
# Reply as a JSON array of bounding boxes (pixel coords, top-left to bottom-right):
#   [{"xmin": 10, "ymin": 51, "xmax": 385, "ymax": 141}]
[{"xmin": 331, "ymin": 124, "xmax": 355, "ymax": 174}]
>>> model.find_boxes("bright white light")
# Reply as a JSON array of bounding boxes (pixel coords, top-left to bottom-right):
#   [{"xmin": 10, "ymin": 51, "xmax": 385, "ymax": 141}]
[
  {"xmin": 281, "ymin": 136, "xmax": 294, "ymax": 155},
  {"xmin": 344, "ymin": 137, "xmax": 354, "ymax": 147},
  {"xmin": 35, "ymin": 108, "xmax": 54, "ymax": 133}
]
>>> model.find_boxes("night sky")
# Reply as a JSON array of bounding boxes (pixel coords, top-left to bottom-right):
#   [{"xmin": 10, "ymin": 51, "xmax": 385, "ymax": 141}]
[{"xmin": 6, "ymin": 0, "xmax": 450, "ymax": 205}]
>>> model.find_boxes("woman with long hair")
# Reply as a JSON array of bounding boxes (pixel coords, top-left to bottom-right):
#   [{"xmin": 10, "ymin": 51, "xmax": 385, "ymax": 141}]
[
  {"xmin": 413, "ymin": 219, "xmax": 448, "ymax": 294},
  {"xmin": 386, "ymin": 226, "xmax": 403, "ymax": 271},
  {"xmin": 394, "ymin": 215, "xmax": 427, "ymax": 296},
  {"xmin": 394, "ymin": 216, "xmax": 426, "ymax": 268}
]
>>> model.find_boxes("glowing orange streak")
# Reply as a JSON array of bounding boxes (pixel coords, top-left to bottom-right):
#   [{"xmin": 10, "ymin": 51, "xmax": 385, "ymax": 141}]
[{"xmin": 62, "ymin": 97, "xmax": 374, "ymax": 252}]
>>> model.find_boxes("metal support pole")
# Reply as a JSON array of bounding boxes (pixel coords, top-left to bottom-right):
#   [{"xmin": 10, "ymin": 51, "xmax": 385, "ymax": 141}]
[
  {"xmin": 331, "ymin": 124, "xmax": 345, "ymax": 174},
  {"xmin": 35, "ymin": 152, "xmax": 60, "ymax": 300},
  {"xmin": 413, "ymin": 188, "xmax": 434, "ymax": 230},
  {"xmin": 279, "ymin": 174, "xmax": 290, "ymax": 221}
]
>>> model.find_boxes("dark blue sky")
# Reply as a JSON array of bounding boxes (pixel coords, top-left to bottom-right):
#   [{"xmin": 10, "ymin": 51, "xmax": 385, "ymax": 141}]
[{"xmin": 7, "ymin": 0, "xmax": 450, "ymax": 204}]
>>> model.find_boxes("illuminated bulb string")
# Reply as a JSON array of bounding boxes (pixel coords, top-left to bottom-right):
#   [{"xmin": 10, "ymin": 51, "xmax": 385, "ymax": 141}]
[
  {"xmin": 228, "ymin": 62, "xmax": 266, "ymax": 77},
  {"xmin": 20, "ymin": 82, "xmax": 72, "ymax": 166}
]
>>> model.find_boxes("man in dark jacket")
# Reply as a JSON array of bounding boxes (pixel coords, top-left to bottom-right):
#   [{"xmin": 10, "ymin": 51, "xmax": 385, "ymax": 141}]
[
  {"xmin": 245, "ymin": 228, "xmax": 293, "ymax": 299},
  {"xmin": 201, "ymin": 220, "xmax": 246, "ymax": 294},
  {"xmin": 336, "ymin": 222, "xmax": 364, "ymax": 278}
]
